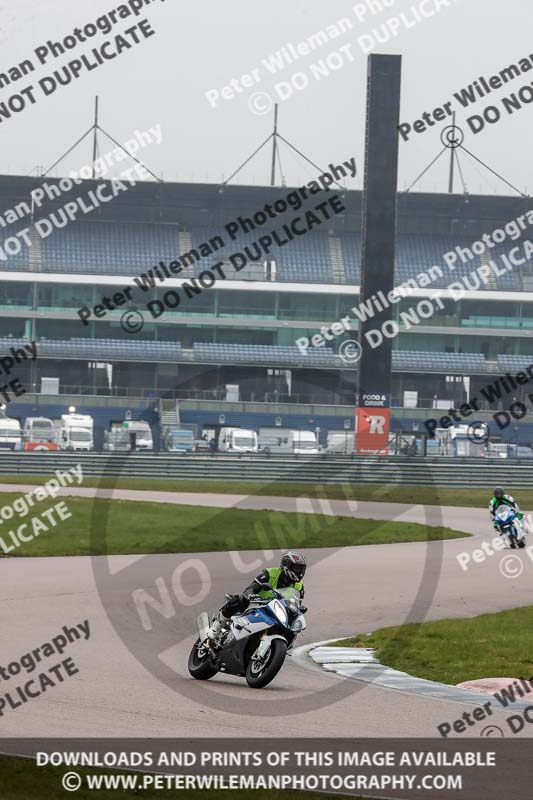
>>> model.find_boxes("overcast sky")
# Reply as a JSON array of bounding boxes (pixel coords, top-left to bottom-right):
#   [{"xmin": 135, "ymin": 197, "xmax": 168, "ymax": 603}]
[{"xmin": 0, "ymin": 0, "xmax": 531, "ymax": 196}]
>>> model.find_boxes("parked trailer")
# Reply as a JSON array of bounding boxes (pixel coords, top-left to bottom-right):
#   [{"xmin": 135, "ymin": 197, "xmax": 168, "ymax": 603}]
[{"xmin": 258, "ymin": 428, "xmax": 319, "ymax": 455}]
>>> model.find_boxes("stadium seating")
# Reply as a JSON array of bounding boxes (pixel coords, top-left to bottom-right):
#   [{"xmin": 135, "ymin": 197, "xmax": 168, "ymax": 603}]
[
  {"xmin": 190, "ymin": 227, "xmax": 337, "ymax": 284},
  {"xmin": 0, "ymin": 336, "xmax": 29, "ymax": 350},
  {"xmin": 274, "ymin": 233, "xmax": 334, "ymax": 283},
  {"xmin": 193, "ymin": 342, "xmax": 334, "ymax": 365},
  {"xmin": 0, "ymin": 217, "xmax": 524, "ymax": 293},
  {"xmin": 393, "ymin": 350, "xmax": 487, "ymax": 372},
  {"xmin": 0, "ymin": 336, "xmax": 182, "ymax": 363},
  {"xmin": 338, "ymin": 234, "xmax": 361, "ymax": 283},
  {"xmin": 497, "ymin": 355, "xmax": 533, "ymax": 372},
  {"xmin": 0, "ymin": 229, "xmax": 29, "ymax": 269},
  {"xmin": 56, "ymin": 338, "xmax": 182, "ymax": 361},
  {"xmin": 0, "ymin": 336, "xmax": 336, "ymax": 368},
  {"xmin": 39, "ymin": 221, "xmax": 181, "ymax": 275},
  {"xmin": 0, "ymin": 336, "xmax": 491, "ymax": 373}
]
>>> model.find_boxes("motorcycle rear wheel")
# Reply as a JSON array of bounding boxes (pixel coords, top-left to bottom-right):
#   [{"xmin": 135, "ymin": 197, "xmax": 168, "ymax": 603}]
[
  {"xmin": 246, "ymin": 639, "xmax": 287, "ymax": 689},
  {"xmin": 188, "ymin": 638, "xmax": 218, "ymax": 680}
]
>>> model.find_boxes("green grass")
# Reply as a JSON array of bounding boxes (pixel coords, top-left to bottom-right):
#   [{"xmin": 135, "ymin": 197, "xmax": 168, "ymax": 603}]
[
  {"xmin": 0, "ymin": 757, "xmax": 349, "ymax": 800},
  {"xmin": 0, "ymin": 473, "xmax": 520, "ymax": 509},
  {"xmin": 0, "ymin": 493, "xmax": 467, "ymax": 557},
  {"xmin": 331, "ymin": 606, "xmax": 533, "ymax": 685}
]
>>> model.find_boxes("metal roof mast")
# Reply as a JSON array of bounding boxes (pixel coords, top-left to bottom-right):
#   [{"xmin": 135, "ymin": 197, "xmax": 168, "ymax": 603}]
[
  {"xmin": 222, "ymin": 102, "xmax": 345, "ymax": 190},
  {"xmin": 34, "ymin": 96, "xmax": 163, "ymax": 182},
  {"xmin": 405, "ymin": 114, "xmax": 527, "ymax": 199}
]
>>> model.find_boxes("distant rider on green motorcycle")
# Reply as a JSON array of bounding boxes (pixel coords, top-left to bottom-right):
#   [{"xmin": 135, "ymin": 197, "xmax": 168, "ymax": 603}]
[{"xmin": 489, "ymin": 487, "xmax": 523, "ymax": 530}]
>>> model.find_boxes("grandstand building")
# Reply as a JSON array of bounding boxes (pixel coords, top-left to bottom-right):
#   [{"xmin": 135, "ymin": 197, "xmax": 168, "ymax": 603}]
[{"xmin": 1, "ymin": 174, "xmax": 533, "ymax": 447}]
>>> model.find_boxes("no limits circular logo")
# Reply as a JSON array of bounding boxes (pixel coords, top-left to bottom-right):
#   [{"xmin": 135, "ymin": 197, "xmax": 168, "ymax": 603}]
[{"xmin": 89, "ymin": 377, "xmax": 445, "ymax": 719}]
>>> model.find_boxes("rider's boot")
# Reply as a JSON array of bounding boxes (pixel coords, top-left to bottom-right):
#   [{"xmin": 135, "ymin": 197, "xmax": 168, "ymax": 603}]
[{"xmin": 206, "ymin": 611, "xmax": 227, "ymax": 645}]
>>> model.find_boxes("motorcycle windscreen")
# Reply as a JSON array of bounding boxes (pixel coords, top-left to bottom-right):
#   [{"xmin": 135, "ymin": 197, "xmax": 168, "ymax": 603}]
[
  {"xmin": 275, "ymin": 586, "xmax": 302, "ymax": 616},
  {"xmin": 495, "ymin": 506, "xmax": 514, "ymax": 523}
]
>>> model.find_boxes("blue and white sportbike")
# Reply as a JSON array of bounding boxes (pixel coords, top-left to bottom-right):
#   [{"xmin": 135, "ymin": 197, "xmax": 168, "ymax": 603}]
[
  {"xmin": 188, "ymin": 584, "xmax": 307, "ymax": 689},
  {"xmin": 494, "ymin": 505, "xmax": 527, "ymax": 549}
]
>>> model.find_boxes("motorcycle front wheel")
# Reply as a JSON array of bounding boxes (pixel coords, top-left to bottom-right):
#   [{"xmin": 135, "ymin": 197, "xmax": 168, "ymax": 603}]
[
  {"xmin": 504, "ymin": 528, "xmax": 517, "ymax": 548},
  {"xmin": 246, "ymin": 639, "xmax": 287, "ymax": 689},
  {"xmin": 188, "ymin": 638, "xmax": 218, "ymax": 680}
]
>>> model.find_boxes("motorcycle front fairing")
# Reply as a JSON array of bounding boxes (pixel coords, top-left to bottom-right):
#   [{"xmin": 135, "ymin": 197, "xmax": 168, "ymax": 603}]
[
  {"xmin": 495, "ymin": 505, "xmax": 517, "ymax": 533},
  {"xmin": 495, "ymin": 505, "xmax": 526, "ymax": 543},
  {"xmin": 495, "ymin": 505, "xmax": 515, "ymax": 526},
  {"xmin": 215, "ymin": 592, "xmax": 304, "ymax": 677}
]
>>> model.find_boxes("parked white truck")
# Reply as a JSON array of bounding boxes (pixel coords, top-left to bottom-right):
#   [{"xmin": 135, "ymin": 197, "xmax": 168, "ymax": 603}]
[
  {"xmin": 0, "ymin": 415, "xmax": 22, "ymax": 451},
  {"xmin": 104, "ymin": 420, "xmax": 153, "ymax": 451},
  {"xmin": 22, "ymin": 417, "xmax": 58, "ymax": 450},
  {"xmin": 53, "ymin": 411, "xmax": 94, "ymax": 451},
  {"xmin": 218, "ymin": 427, "xmax": 258, "ymax": 453},
  {"xmin": 258, "ymin": 428, "xmax": 319, "ymax": 454}
]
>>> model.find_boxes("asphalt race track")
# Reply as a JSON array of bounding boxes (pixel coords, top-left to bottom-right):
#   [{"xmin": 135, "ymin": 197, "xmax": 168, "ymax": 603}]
[{"xmin": 1, "ymin": 485, "xmax": 532, "ymax": 739}]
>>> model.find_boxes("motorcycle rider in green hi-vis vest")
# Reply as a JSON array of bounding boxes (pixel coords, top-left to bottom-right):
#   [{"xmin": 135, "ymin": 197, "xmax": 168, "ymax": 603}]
[{"xmin": 205, "ymin": 551, "xmax": 307, "ymax": 649}]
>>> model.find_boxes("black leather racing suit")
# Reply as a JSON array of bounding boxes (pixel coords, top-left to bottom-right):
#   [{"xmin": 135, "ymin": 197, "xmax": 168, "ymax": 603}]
[{"xmin": 219, "ymin": 568, "xmax": 305, "ymax": 620}]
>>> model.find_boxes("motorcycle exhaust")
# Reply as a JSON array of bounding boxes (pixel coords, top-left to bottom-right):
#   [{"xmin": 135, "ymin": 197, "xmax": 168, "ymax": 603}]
[{"xmin": 197, "ymin": 612, "xmax": 210, "ymax": 642}]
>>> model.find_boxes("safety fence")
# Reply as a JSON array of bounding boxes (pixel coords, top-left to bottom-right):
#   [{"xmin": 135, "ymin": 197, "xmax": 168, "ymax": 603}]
[{"xmin": 0, "ymin": 452, "xmax": 529, "ymax": 487}]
